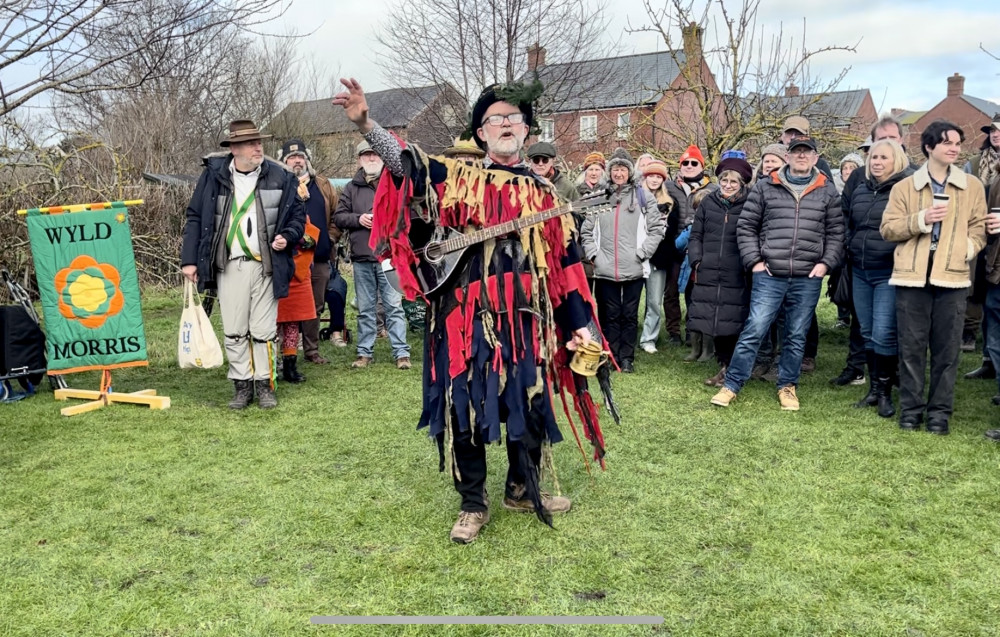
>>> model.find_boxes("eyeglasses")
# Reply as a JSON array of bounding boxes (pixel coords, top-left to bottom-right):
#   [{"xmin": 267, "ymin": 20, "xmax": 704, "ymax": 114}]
[
  {"xmin": 482, "ymin": 113, "xmax": 525, "ymax": 126},
  {"xmin": 530, "ymin": 156, "xmax": 552, "ymax": 164},
  {"xmin": 680, "ymin": 160, "xmax": 700, "ymax": 167}
]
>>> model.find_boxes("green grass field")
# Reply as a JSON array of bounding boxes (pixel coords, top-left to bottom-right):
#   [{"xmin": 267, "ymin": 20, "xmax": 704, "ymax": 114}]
[{"xmin": 3, "ymin": 286, "xmax": 1000, "ymax": 636}]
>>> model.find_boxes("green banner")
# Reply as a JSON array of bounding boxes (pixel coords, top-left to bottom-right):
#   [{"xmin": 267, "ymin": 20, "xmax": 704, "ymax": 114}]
[{"xmin": 27, "ymin": 208, "xmax": 148, "ymax": 374}]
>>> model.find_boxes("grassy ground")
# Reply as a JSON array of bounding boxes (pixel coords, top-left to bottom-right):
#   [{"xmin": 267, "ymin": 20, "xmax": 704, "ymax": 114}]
[{"xmin": 2, "ymin": 286, "xmax": 1000, "ymax": 636}]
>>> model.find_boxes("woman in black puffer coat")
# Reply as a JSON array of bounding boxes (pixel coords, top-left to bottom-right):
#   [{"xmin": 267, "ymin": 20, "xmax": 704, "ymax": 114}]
[
  {"xmin": 846, "ymin": 139, "xmax": 913, "ymax": 418},
  {"xmin": 688, "ymin": 156, "xmax": 754, "ymax": 387}
]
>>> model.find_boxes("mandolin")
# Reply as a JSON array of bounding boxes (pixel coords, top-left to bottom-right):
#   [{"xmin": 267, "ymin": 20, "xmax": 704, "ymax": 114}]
[{"xmin": 383, "ymin": 193, "xmax": 611, "ymax": 297}]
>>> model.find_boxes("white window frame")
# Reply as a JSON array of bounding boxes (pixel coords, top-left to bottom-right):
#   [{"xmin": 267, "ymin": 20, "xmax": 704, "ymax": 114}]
[
  {"xmin": 579, "ymin": 115, "xmax": 597, "ymax": 142},
  {"xmin": 616, "ymin": 112, "xmax": 631, "ymax": 139},
  {"xmin": 539, "ymin": 118, "xmax": 554, "ymax": 142}
]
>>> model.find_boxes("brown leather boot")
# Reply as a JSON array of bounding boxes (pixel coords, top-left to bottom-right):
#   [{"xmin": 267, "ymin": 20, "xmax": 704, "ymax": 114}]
[{"xmin": 450, "ymin": 510, "xmax": 489, "ymax": 544}]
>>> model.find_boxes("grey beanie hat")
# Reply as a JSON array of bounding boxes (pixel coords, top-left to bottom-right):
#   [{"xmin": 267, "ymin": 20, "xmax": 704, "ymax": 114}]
[{"xmin": 607, "ymin": 147, "xmax": 635, "ymax": 179}]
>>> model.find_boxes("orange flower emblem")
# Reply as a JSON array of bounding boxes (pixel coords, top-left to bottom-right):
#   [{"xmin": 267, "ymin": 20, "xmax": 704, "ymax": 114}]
[{"xmin": 54, "ymin": 255, "xmax": 124, "ymax": 329}]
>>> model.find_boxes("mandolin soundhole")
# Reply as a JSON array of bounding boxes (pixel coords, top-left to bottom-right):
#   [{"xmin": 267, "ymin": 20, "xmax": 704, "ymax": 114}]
[{"xmin": 423, "ymin": 242, "xmax": 444, "ymax": 263}]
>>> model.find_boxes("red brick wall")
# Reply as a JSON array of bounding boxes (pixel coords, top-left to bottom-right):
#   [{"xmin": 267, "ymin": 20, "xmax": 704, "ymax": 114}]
[{"xmin": 907, "ymin": 97, "xmax": 992, "ymax": 162}]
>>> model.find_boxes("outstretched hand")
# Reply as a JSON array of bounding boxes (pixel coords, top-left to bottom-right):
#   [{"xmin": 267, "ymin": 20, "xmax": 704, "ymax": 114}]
[{"xmin": 331, "ymin": 78, "xmax": 371, "ymax": 131}]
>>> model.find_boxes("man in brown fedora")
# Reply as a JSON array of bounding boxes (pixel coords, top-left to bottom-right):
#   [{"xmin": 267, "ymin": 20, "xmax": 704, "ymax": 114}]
[{"xmin": 180, "ymin": 119, "xmax": 305, "ymax": 409}]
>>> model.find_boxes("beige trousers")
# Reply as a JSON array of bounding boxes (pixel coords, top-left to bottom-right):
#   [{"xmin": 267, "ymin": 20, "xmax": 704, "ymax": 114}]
[{"xmin": 217, "ymin": 258, "xmax": 277, "ymax": 381}]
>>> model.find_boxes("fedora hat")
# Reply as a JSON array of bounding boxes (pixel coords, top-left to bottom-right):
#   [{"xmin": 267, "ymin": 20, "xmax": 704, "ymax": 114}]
[
  {"xmin": 981, "ymin": 113, "xmax": 1000, "ymax": 135},
  {"xmin": 220, "ymin": 119, "xmax": 272, "ymax": 147}
]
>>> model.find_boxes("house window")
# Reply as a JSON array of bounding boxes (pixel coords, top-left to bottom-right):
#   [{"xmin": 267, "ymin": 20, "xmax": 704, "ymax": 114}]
[
  {"xmin": 579, "ymin": 115, "xmax": 597, "ymax": 142},
  {"xmin": 616, "ymin": 112, "xmax": 630, "ymax": 139},
  {"xmin": 540, "ymin": 119, "xmax": 554, "ymax": 142}
]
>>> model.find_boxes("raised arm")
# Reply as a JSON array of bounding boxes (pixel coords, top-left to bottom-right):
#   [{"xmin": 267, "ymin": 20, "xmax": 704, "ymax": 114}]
[{"xmin": 331, "ymin": 78, "xmax": 404, "ymax": 176}]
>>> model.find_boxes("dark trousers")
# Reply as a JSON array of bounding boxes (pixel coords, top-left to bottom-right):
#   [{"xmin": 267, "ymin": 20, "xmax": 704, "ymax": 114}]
[
  {"xmin": 846, "ymin": 305, "xmax": 866, "ymax": 371},
  {"xmin": 451, "ymin": 420, "xmax": 538, "ymax": 513},
  {"xmin": 715, "ymin": 334, "xmax": 738, "ymax": 366},
  {"xmin": 302, "ymin": 261, "xmax": 331, "ymax": 357},
  {"xmin": 595, "ymin": 279, "xmax": 644, "ymax": 365},
  {"xmin": 896, "ymin": 286, "xmax": 966, "ymax": 423},
  {"xmin": 663, "ymin": 262, "xmax": 682, "ymax": 338}
]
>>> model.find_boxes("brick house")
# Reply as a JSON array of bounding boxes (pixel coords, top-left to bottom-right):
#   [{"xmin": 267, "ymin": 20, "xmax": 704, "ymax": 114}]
[
  {"xmin": 769, "ymin": 86, "xmax": 878, "ymax": 142},
  {"xmin": 267, "ymin": 84, "xmax": 466, "ymax": 177},
  {"xmin": 524, "ymin": 23, "xmax": 721, "ymax": 167},
  {"xmin": 905, "ymin": 74, "xmax": 1000, "ymax": 160}
]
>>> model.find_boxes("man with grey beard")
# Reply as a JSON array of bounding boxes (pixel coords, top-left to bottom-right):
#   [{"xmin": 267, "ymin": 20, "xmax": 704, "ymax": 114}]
[
  {"xmin": 332, "ymin": 79, "xmax": 606, "ymax": 544},
  {"xmin": 281, "ymin": 139, "xmax": 341, "ymax": 363},
  {"xmin": 180, "ymin": 119, "xmax": 304, "ymax": 409},
  {"xmin": 332, "ymin": 141, "xmax": 411, "ymax": 371}
]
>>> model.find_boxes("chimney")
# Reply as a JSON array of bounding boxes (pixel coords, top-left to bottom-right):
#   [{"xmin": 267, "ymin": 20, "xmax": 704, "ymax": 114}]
[
  {"xmin": 681, "ymin": 22, "xmax": 704, "ymax": 65},
  {"xmin": 527, "ymin": 44, "xmax": 546, "ymax": 72},
  {"xmin": 947, "ymin": 73, "xmax": 965, "ymax": 97},
  {"xmin": 784, "ymin": 85, "xmax": 800, "ymax": 98}
]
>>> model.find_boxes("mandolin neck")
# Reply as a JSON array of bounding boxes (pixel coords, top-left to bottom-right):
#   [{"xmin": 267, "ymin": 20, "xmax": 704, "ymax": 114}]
[{"xmin": 442, "ymin": 203, "xmax": 574, "ymax": 253}]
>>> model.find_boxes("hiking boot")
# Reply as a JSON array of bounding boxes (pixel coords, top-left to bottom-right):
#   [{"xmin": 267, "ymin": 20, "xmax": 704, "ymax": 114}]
[
  {"xmin": 396, "ymin": 356, "xmax": 412, "ymax": 370},
  {"xmin": 351, "ymin": 356, "xmax": 373, "ymax": 369},
  {"xmin": 503, "ymin": 491, "xmax": 572, "ymax": 514},
  {"xmin": 830, "ymin": 368, "xmax": 865, "ymax": 386},
  {"xmin": 778, "ymin": 385, "xmax": 799, "ymax": 411},
  {"xmin": 255, "ymin": 380, "xmax": 277, "ymax": 409},
  {"xmin": 710, "ymin": 387, "xmax": 736, "ymax": 407},
  {"xmin": 762, "ymin": 365, "xmax": 779, "ymax": 383},
  {"xmin": 620, "ymin": 360, "xmax": 634, "ymax": 373},
  {"xmin": 228, "ymin": 379, "xmax": 254, "ymax": 410},
  {"xmin": 961, "ymin": 331, "xmax": 976, "ymax": 352},
  {"xmin": 450, "ymin": 510, "xmax": 489, "ymax": 544},
  {"xmin": 751, "ymin": 361, "xmax": 771, "ymax": 381},
  {"xmin": 282, "ymin": 356, "xmax": 305, "ymax": 383},
  {"xmin": 305, "ymin": 353, "xmax": 329, "ymax": 364},
  {"xmin": 705, "ymin": 365, "xmax": 727, "ymax": 387},
  {"xmin": 800, "ymin": 357, "xmax": 816, "ymax": 373},
  {"xmin": 331, "ymin": 332, "xmax": 347, "ymax": 347},
  {"xmin": 668, "ymin": 334, "xmax": 683, "ymax": 347}
]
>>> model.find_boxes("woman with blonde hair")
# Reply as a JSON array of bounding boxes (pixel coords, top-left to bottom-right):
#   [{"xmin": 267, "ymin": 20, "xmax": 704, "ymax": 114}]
[{"xmin": 845, "ymin": 138, "xmax": 913, "ymax": 417}]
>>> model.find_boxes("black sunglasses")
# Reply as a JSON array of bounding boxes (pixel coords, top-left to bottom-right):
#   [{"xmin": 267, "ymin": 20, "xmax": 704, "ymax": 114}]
[
  {"xmin": 681, "ymin": 160, "xmax": 700, "ymax": 167},
  {"xmin": 530, "ymin": 156, "xmax": 552, "ymax": 164}
]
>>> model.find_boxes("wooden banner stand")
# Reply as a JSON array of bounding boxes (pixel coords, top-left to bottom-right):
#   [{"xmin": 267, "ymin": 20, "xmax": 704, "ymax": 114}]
[{"xmin": 53, "ymin": 370, "xmax": 169, "ymax": 417}]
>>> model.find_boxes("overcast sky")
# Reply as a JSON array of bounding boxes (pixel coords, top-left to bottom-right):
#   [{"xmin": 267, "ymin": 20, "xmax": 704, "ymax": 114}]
[{"xmin": 277, "ymin": 0, "xmax": 1000, "ymax": 113}]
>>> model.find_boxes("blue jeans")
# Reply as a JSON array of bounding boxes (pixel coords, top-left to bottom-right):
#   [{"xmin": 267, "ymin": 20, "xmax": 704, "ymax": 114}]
[
  {"xmin": 851, "ymin": 267, "xmax": 897, "ymax": 355},
  {"xmin": 724, "ymin": 273, "xmax": 822, "ymax": 392},
  {"xmin": 984, "ymin": 283, "xmax": 1000, "ymax": 393},
  {"xmin": 639, "ymin": 268, "xmax": 667, "ymax": 346},
  {"xmin": 353, "ymin": 262, "xmax": 410, "ymax": 360}
]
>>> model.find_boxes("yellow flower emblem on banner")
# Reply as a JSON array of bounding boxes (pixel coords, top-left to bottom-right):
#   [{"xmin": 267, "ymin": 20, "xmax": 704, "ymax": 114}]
[{"xmin": 54, "ymin": 255, "xmax": 124, "ymax": 328}]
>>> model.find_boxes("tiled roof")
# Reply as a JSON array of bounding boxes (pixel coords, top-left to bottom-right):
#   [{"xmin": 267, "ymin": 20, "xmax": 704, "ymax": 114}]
[
  {"xmin": 526, "ymin": 50, "xmax": 686, "ymax": 112},
  {"xmin": 767, "ymin": 89, "xmax": 872, "ymax": 126},
  {"xmin": 268, "ymin": 85, "xmax": 449, "ymax": 136},
  {"xmin": 960, "ymin": 94, "xmax": 1000, "ymax": 118}
]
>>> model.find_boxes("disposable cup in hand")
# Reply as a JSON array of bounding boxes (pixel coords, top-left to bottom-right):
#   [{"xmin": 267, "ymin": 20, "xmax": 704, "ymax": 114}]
[
  {"xmin": 990, "ymin": 208, "xmax": 1000, "ymax": 235},
  {"xmin": 932, "ymin": 193, "xmax": 949, "ymax": 207}
]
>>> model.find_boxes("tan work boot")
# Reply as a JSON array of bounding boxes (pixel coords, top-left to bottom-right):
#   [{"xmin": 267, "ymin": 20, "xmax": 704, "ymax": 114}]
[
  {"xmin": 396, "ymin": 356, "xmax": 412, "ymax": 370},
  {"xmin": 450, "ymin": 510, "xmax": 489, "ymax": 544},
  {"xmin": 710, "ymin": 387, "xmax": 736, "ymax": 407},
  {"xmin": 503, "ymin": 484, "xmax": 571, "ymax": 513},
  {"xmin": 778, "ymin": 385, "xmax": 800, "ymax": 411},
  {"xmin": 351, "ymin": 356, "xmax": 373, "ymax": 369}
]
